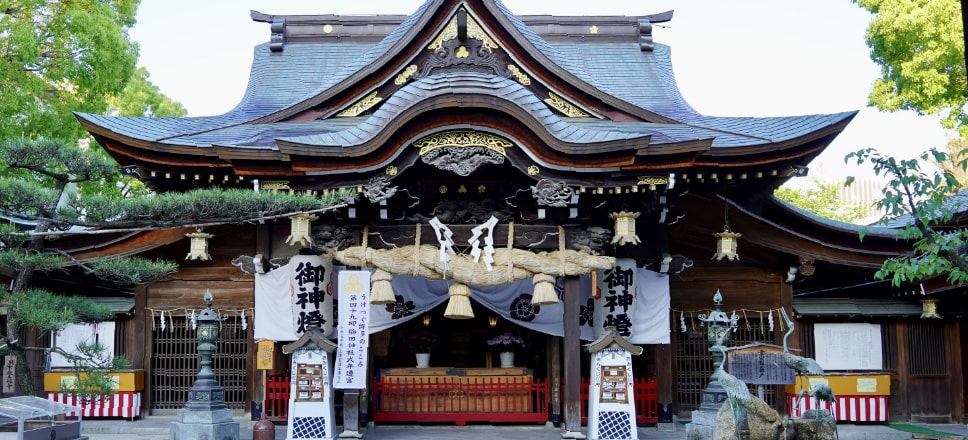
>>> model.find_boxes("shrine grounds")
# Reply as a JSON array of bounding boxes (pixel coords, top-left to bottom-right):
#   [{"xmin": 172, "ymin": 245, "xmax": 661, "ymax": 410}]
[{"xmin": 4, "ymin": 416, "xmax": 964, "ymax": 440}]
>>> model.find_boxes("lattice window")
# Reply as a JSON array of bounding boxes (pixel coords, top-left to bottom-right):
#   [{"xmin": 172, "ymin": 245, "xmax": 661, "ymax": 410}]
[
  {"xmin": 150, "ymin": 316, "xmax": 248, "ymax": 410},
  {"xmin": 674, "ymin": 319, "xmax": 778, "ymax": 413},
  {"xmin": 908, "ymin": 321, "xmax": 946, "ymax": 375}
]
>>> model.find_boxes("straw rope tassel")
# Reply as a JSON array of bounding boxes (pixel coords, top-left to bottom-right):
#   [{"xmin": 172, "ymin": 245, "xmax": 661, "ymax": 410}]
[
  {"xmin": 370, "ymin": 269, "xmax": 396, "ymax": 305},
  {"xmin": 361, "ymin": 225, "xmax": 369, "ymax": 268},
  {"xmin": 444, "ymin": 283, "xmax": 474, "ymax": 319},
  {"xmin": 531, "ymin": 273, "xmax": 559, "ymax": 306}
]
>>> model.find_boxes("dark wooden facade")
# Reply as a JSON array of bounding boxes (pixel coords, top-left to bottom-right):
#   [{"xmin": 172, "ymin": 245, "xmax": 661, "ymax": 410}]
[{"xmin": 56, "ymin": 0, "xmax": 964, "ymax": 424}]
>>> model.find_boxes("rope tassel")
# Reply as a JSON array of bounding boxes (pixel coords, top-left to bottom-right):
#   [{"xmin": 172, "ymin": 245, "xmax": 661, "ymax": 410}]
[
  {"xmin": 370, "ymin": 269, "xmax": 396, "ymax": 305},
  {"xmin": 444, "ymin": 283, "xmax": 474, "ymax": 319},
  {"xmin": 531, "ymin": 273, "xmax": 559, "ymax": 306}
]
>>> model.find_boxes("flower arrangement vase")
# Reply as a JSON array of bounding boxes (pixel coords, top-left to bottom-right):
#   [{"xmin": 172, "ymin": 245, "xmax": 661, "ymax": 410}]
[
  {"xmin": 499, "ymin": 351, "xmax": 515, "ymax": 368},
  {"xmin": 415, "ymin": 352, "xmax": 431, "ymax": 368}
]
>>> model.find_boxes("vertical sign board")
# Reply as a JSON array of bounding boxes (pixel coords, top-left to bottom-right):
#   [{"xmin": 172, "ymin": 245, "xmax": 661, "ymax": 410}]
[
  {"xmin": 257, "ymin": 340, "xmax": 274, "ymax": 370},
  {"xmin": 594, "ymin": 259, "xmax": 637, "ymax": 339},
  {"xmin": 2, "ymin": 355, "xmax": 15, "ymax": 393},
  {"xmin": 334, "ymin": 270, "xmax": 370, "ymax": 389}
]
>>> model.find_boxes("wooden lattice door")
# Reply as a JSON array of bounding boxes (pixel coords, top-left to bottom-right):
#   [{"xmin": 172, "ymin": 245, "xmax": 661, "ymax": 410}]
[{"xmin": 150, "ymin": 316, "xmax": 248, "ymax": 411}]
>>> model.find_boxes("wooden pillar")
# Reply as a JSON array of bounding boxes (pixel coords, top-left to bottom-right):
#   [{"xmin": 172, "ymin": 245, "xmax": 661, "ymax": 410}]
[
  {"xmin": 548, "ymin": 335, "xmax": 562, "ymax": 426},
  {"xmin": 655, "ymin": 342, "xmax": 675, "ymax": 424},
  {"xmin": 562, "ymin": 276, "xmax": 585, "ymax": 439},
  {"xmin": 139, "ymin": 284, "xmax": 153, "ymax": 414},
  {"xmin": 340, "ymin": 390, "xmax": 364, "ymax": 438}
]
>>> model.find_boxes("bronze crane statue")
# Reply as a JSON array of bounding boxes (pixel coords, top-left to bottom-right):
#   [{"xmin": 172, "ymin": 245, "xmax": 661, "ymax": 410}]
[
  {"xmin": 714, "ymin": 345, "xmax": 752, "ymax": 439},
  {"xmin": 780, "ymin": 308, "xmax": 825, "ymax": 405}
]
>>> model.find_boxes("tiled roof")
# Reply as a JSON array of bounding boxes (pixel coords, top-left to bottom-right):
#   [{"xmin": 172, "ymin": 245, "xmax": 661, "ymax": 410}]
[{"xmin": 77, "ymin": 0, "xmax": 856, "ymax": 156}]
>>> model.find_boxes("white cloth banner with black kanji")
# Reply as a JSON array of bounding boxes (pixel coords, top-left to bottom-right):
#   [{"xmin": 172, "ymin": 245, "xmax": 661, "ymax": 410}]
[
  {"xmin": 594, "ymin": 261, "xmax": 670, "ymax": 344},
  {"xmin": 254, "ymin": 255, "xmax": 333, "ymax": 341},
  {"xmin": 334, "ymin": 270, "xmax": 370, "ymax": 389}
]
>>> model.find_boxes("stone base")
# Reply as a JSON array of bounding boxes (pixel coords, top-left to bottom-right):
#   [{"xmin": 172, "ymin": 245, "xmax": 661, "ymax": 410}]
[
  {"xmin": 685, "ymin": 408, "xmax": 719, "ymax": 440},
  {"xmin": 339, "ymin": 429, "xmax": 364, "ymax": 439},
  {"xmin": 561, "ymin": 430, "xmax": 587, "ymax": 439},
  {"xmin": 657, "ymin": 422, "xmax": 677, "ymax": 432},
  {"xmin": 171, "ymin": 408, "xmax": 240, "ymax": 440}
]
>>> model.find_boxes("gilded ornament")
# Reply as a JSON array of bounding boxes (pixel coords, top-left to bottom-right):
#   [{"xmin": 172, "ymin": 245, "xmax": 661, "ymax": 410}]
[
  {"xmin": 527, "ymin": 165, "xmax": 540, "ymax": 176},
  {"xmin": 458, "ymin": 185, "xmax": 468, "ymax": 193},
  {"xmin": 478, "ymin": 185, "xmax": 487, "ymax": 193},
  {"xmin": 386, "ymin": 166, "xmax": 398, "ymax": 176},
  {"xmin": 323, "ymin": 24, "xmax": 333, "ymax": 34},
  {"xmin": 413, "ymin": 130, "xmax": 513, "ymax": 156},
  {"xmin": 544, "ymin": 91, "xmax": 590, "ymax": 118},
  {"xmin": 439, "ymin": 185, "xmax": 448, "ymax": 194},
  {"xmin": 589, "ymin": 25, "xmax": 599, "ymax": 34},
  {"xmin": 261, "ymin": 181, "xmax": 291, "ymax": 191},
  {"xmin": 394, "ymin": 65, "xmax": 418, "ymax": 85},
  {"xmin": 637, "ymin": 175, "xmax": 670, "ymax": 190},
  {"xmin": 507, "ymin": 65, "xmax": 531, "ymax": 85},
  {"xmin": 428, "ymin": 9, "xmax": 498, "ymax": 52},
  {"xmin": 456, "ymin": 45, "xmax": 470, "ymax": 58},
  {"xmin": 335, "ymin": 91, "xmax": 382, "ymax": 117}
]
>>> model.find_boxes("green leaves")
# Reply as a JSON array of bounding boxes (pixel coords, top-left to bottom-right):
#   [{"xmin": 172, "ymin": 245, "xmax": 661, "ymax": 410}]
[
  {"xmin": 774, "ymin": 179, "xmax": 870, "ymax": 223},
  {"xmin": 854, "ymin": 0, "xmax": 966, "ymax": 137},
  {"xmin": 85, "ymin": 257, "xmax": 178, "ymax": 285},
  {"xmin": 4, "ymin": 288, "xmax": 112, "ymax": 335},
  {"xmin": 848, "ymin": 145, "xmax": 968, "ymax": 286},
  {"xmin": 0, "ymin": 0, "xmax": 140, "ymax": 140}
]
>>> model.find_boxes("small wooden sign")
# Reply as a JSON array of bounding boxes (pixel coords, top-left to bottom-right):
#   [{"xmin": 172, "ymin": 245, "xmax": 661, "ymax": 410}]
[
  {"xmin": 257, "ymin": 340, "xmax": 274, "ymax": 370},
  {"xmin": 3, "ymin": 355, "xmax": 16, "ymax": 393}
]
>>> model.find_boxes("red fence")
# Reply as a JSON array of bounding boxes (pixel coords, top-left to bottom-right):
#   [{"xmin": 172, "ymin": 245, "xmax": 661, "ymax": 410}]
[
  {"xmin": 372, "ymin": 376, "xmax": 548, "ymax": 425},
  {"xmin": 265, "ymin": 374, "xmax": 290, "ymax": 422},
  {"xmin": 579, "ymin": 377, "xmax": 658, "ymax": 424},
  {"xmin": 265, "ymin": 374, "xmax": 659, "ymax": 425}
]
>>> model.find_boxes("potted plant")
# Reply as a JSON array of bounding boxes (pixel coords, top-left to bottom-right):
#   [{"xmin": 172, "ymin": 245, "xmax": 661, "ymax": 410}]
[
  {"xmin": 405, "ymin": 328, "xmax": 440, "ymax": 368},
  {"xmin": 487, "ymin": 332, "xmax": 525, "ymax": 368}
]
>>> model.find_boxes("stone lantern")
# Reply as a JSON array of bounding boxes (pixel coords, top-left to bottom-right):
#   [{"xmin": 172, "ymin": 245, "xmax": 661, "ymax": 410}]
[
  {"xmin": 685, "ymin": 289, "xmax": 739, "ymax": 440},
  {"xmin": 171, "ymin": 289, "xmax": 240, "ymax": 440}
]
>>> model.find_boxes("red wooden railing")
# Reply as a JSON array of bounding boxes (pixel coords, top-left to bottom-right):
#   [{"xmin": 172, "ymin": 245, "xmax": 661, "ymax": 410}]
[
  {"xmin": 265, "ymin": 374, "xmax": 659, "ymax": 425},
  {"xmin": 265, "ymin": 374, "xmax": 290, "ymax": 422},
  {"xmin": 579, "ymin": 377, "xmax": 659, "ymax": 424},
  {"xmin": 371, "ymin": 376, "xmax": 548, "ymax": 425}
]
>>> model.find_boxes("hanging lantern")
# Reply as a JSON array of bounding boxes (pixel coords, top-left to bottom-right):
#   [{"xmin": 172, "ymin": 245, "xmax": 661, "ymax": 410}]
[
  {"xmin": 422, "ymin": 315, "xmax": 432, "ymax": 326},
  {"xmin": 185, "ymin": 229, "xmax": 214, "ymax": 261},
  {"xmin": 444, "ymin": 283, "xmax": 474, "ymax": 319},
  {"xmin": 712, "ymin": 227, "xmax": 742, "ymax": 261},
  {"xmin": 370, "ymin": 269, "xmax": 396, "ymax": 305},
  {"xmin": 285, "ymin": 213, "xmax": 317, "ymax": 247},
  {"xmin": 609, "ymin": 211, "xmax": 641, "ymax": 246},
  {"xmin": 489, "ymin": 315, "xmax": 498, "ymax": 327},
  {"xmin": 531, "ymin": 273, "xmax": 559, "ymax": 306},
  {"xmin": 920, "ymin": 299, "xmax": 941, "ymax": 319}
]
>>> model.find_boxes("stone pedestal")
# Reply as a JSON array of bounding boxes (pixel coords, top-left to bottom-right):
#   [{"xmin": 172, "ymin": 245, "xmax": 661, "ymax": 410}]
[{"xmin": 170, "ymin": 407, "xmax": 240, "ymax": 440}]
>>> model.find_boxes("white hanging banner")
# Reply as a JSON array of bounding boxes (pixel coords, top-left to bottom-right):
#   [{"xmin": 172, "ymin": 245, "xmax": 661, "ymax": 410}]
[
  {"xmin": 595, "ymin": 259, "xmax": 638, "ymax": 339},
  {"xmin": 254, "ymin": 255, "xmax": 333, "ymax": 341},
  {"xmin": 594, "ymin": 262, "xmax": 671, "ymax": 344},
  {"xmin": 334, "ymin": 270, "xmax": 370, "ymax": 389}
]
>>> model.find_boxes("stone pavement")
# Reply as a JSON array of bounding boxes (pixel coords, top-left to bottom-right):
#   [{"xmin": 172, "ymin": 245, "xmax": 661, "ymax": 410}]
[{"xmin": 2, "ymin": 416, "xmax": 965, "ymax": 440}]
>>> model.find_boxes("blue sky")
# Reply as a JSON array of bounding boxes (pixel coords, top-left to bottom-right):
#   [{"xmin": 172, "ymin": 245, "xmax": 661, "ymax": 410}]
[{"xmin": 130, "ymin": 0, "xmax": 951, "ymax": 180}]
